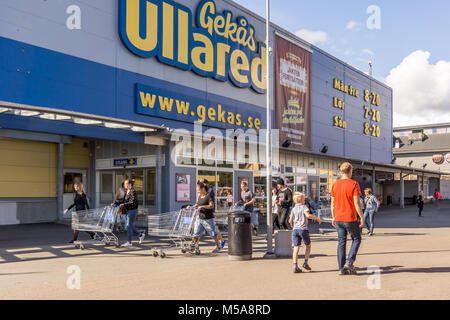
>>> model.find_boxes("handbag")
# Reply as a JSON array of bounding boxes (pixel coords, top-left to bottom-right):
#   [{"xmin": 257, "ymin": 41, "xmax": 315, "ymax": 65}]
[{"xmin": 118, "ymin": 206, "xmax": 127, "ymax": 215}]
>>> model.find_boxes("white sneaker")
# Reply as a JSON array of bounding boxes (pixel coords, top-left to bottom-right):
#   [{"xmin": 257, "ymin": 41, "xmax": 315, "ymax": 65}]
[
  {"xmin": 139, "ymin": 232, "xmax": 145, "ymax": 244},
  {"xmin": 121, "ymin": 242, "xmax": 132, "ymax": 247},
  {"xmin": 212, "ymin": 246, "xmax": 221, "ymax": 253}
]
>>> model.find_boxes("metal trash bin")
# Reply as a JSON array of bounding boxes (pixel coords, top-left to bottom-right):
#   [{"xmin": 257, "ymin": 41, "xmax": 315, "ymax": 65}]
[{"xmin": 228, "ymin": 210, "xmax": 252, "ymax": 261}]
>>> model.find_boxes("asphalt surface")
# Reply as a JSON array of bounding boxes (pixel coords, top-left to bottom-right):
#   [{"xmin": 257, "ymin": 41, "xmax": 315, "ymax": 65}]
[{"xmin": 0, "ymin": 201, "xmax": 449, "ymax": 300}]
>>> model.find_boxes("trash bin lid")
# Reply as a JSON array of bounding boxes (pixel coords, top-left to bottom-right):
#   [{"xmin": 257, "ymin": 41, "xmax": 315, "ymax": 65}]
[{"xmin": 228, "ymin": 210, "xmax": 251, "ymax": 217}]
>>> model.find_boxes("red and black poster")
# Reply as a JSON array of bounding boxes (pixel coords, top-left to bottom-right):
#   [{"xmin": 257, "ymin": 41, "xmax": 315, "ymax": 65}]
[{"xmin": 275, "ymin": 35, "xmax": 311, "ymax": 151}]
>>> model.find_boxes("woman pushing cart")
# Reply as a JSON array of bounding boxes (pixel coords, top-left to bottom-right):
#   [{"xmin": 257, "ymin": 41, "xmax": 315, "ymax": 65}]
[{"xmin": 187, "ymin": 182, "xmax": 222, "ymax": 254}]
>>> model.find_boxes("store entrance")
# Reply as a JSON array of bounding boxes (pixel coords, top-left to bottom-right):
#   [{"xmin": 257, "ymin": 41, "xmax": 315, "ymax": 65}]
[
  {"xmin": 98, "ymin": 168, "xmax": 156, "ymax": 212},
  {"xmin": 63, "ymin": 169, "xmax": 88, "ymax": 212},
  {"xmin": 198, "ymin": 170, "xmax": 234, "ymax": 212}
]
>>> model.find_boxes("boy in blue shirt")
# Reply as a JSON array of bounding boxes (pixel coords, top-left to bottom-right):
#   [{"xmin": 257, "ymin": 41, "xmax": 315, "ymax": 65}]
[{"xmin": 289, "ymin": 192, "xmax": 322, "ymax": 273}]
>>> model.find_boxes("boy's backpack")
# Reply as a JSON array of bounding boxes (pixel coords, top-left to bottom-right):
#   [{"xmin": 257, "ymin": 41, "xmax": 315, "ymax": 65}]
[{"xmin": 417, "ymin": 198, "xmax": 424, "ymax": 208}]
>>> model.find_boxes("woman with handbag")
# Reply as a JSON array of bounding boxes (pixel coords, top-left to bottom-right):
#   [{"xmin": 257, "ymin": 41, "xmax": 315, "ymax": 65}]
[
  {"xmin": 120, "ymin": 179, "xmax": 146, "ymax": 247},
  {"xmin": 113, "ymin": 182, "xmax": 127, "ymax": 231},
  {"xmin": 64, "ymin": 183, "xmax": 95, "ymax": 243},
  {"xmin": 114, "ymin": 182, "xmax": 126, "ymax": 205}
]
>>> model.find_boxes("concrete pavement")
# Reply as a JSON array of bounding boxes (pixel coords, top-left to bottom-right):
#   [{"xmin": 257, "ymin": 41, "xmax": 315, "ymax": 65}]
[{"xmin": 0, "ymin": 201, "xmax": 449, "ymax": 300}]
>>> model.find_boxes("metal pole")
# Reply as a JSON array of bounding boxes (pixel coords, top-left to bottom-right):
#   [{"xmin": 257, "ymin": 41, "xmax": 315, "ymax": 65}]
[
  {"xmin": 265, "ymin": 0, "xmax": 273, "ymax": 255},
  {"xmin": 372, "ymin": 166, "xmax": 376, "ymax": 193},
  {"xmin": 156, "ymin": 146, "xmax": 162, "ymax": 214},
  {"xmin": 89, "ymin": 140, "xmax": 96, "ymax": 209},
  {"xmin": 400, "ymin": 171, "xmax": 405, "ymax": 209},
  {"xmin": 57, "ymin": 142, "xmax": 64, "ymax": 221}
]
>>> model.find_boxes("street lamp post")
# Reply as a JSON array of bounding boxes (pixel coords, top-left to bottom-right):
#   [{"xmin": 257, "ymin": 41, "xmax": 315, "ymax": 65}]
[{"xmin": 265, "ymin": 0, "xmax": 274, "ymax": 256}]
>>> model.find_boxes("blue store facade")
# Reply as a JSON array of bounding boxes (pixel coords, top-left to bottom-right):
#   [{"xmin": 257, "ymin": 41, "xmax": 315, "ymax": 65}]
[{"xmin": 1, "ymin": 0, "xmax": 427, "ymax": 225}]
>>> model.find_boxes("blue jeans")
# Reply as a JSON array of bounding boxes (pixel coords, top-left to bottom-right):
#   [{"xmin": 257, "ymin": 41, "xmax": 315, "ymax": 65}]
[
  {"xmin": 364, "ymin": 209, "xmax": 375, "ymax": 233},
  {"xmin": 126, "ymin": 209, "xmax": 141, "ymax": 242},
  {"xmin": 193, "ymin": 218, "xmax": 218, "ymax": 238},
  {"xmin": 335, "ymin": 221, "xmax": 362, "ymax": 271}
]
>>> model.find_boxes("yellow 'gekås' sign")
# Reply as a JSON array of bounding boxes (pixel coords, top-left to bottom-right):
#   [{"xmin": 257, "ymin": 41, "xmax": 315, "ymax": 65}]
[{"xmin": 119, "ymin": 0, "xmax": 267, "ymax": 93}]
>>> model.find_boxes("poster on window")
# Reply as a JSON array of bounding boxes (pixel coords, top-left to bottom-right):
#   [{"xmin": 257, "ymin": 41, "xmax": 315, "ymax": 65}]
[
  {"xmin": 275, "ymin": 35, "xmax": 312, "ymax": 151},
  {"xmin": 176, "ymin": 174, "xmax": 190, "ymax": 202}
]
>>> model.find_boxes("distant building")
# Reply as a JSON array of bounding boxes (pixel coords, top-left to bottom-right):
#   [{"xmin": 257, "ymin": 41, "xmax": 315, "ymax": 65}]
[{"xmin": 394, "ymin": 123, "xmax": 450, "ymax": 199}]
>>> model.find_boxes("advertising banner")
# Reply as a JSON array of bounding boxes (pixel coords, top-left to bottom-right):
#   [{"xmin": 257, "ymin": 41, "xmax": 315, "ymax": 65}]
[
  {"xmin": 275, "ymin": 35, "xmax": 311, "ymax": 151},
  {"xmin": 176, "ymin": 174, "xmax": 191, "ymax": 202}
]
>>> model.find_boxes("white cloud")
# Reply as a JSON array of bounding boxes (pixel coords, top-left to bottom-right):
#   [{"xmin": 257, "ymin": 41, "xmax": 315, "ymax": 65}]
[
  {"xmin": 386, "ymin": 50, "xmax": 450, "ymax": 127},
  {"xmin": 344, "ymin": 49, "xmax": 354, "ymax": 56},
  {"xmin": 346, "ymin": 20, "xmax": 362, "ymax": 31},
  {"xmin": 362, "ymin": 48, "xmax": 375, "ymax": 56},
  {"xmin": 295, "ymin": 29, "xmax": 329, "ymax": 45}
]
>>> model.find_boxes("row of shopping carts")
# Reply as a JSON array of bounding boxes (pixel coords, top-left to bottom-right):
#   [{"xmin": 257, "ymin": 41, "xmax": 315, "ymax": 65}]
[
  {"xmin": 147, "ymin": 207, "xmax": 232, "ymax": 257},
  {"xmin": 71, "ymin": 205, "xmax": 234, "ymax": 256}
]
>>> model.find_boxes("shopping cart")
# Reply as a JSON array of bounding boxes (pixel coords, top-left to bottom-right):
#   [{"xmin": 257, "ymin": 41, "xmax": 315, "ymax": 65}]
[
  {"xmin": 214, "ymin": 211, "xmax": 229, "ymax": 232},
  {"xmin": 71, "ymin": 205, "xmax": 120, "ymax": 250},
  {"xmin": 115, "ymin": 208, "xmax": 148, "ymax": 233},
  {"xmin": 317, "ymin": 208, "xmax": 335, "ymax": 234},
  {"xmin": 115, "ymin": 214, "xmax": 126, "ymax": 233},
  {"xmin": 147, "ymin": 208, "xmax": 199, "ymax": 258}
]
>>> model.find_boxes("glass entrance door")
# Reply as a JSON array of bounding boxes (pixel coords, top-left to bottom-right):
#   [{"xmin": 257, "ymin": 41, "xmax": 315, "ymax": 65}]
[
  {"xmin": 115, "ymin": 170, "xmax": 129, "ymax": 194},
  {"xmin": 130, "ymin": 169, "xmax": 144, "ymax": 206},
  {"xmin": 198, "ymin": 170, "xmax": 234, "ymax": 212},
  {"xmin": 146, "ymin": 168, "xmax": 156, "ymax": 209},
  {"xmin": 98, "ymin": 168, "xmax": 154, "ymax": 208},
  {"xmin": 99, "ymin": 171, "xmax": 114, "ymax": 206},
  {"xmin": 217, "ymin": 171, "xmax": 233, "ymax": 211},
  {"xmin": 63, "ymin": 169, "xmax": 88, "ymax": 213}
]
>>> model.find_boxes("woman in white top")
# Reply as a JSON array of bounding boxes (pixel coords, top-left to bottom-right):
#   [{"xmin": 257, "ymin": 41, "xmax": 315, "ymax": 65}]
[{"xmin": 271, "ymin": 187, "xmax": 281, "ymax": 230}]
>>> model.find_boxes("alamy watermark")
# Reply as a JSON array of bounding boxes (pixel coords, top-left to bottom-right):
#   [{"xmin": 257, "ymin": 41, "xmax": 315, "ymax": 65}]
[
  {"xmin": 170, "ymin": 122, "xmax": 281, "ymax": 169},
  {"xmin": 66, "ymin": 5, "xmax": 81, "ymax": 30},
  {"xmin": 66, "ymin": 265, "xmax": 81, "ymax": 290},
  {"xmin": 366, "ymin": 265, "xmax": 381, "ymax": 290},
  {"xmin": 367, "ymin": 5, "xmax": 381, "ymax": 30}
]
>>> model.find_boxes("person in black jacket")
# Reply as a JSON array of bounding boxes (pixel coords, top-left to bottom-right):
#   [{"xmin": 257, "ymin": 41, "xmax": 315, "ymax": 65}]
[
  {"xmin": 417, "ymin": 194, "xmax": 425, "ymax": 217},
  {"xmin": 275, "ymin": 178, "xmax": 293, "ymax": 230},
  {"xmin": 64, "ymin": 183, "xmax": 95, "ymax": 243},
  {"xmin": 120, "ymin": 179, "xmax": 145, "ymax": 247}
]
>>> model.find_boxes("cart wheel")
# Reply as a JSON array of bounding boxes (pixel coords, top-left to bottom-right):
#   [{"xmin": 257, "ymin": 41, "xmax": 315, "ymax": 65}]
[
  {"xmin": 75, "ymin": 244, "xmax": 80, "ymax": 249},
  {"xmin": 160, "ymin": 252, "xmax": 166, "ymax": 258},
  {"xmin": 195, "ymin": 249, "xmax": 201, "ymax": 256},
  {"xmin": 80, "ymin": 245, "xmax": 85, "ymax": 250},
  {"xmin": 115, "ymin": 243, "xmax": 121, "ymax": 248},
  {"xmin": 153, "ymin": 251, "xmax": 159, "ymax": 257},
  {"xmin": 181, "ymin": 248, "xmax": 187, "ymax": 253}
]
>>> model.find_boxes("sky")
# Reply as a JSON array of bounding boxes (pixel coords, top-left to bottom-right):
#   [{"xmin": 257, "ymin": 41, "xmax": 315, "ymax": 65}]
[{"xmin": 233, "ymin": 0, "xmax": 450, "ymax": 127}]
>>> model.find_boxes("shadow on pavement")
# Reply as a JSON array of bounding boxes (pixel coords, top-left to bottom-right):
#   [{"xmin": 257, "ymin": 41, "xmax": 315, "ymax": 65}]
[
  {"xmin": 1, "ymin": 202, "xmax": 449, "ymax": 265},
  {"xmin": 379, "ymin": 266, "xmax": 450, "ymax": 274},
  {"xmin": 0, "ymin": 272, "xmax": 45, "ymax": 276},
  {"xmin": 353, "ymin": 265, "xmax": 450, "ymax": 275}
]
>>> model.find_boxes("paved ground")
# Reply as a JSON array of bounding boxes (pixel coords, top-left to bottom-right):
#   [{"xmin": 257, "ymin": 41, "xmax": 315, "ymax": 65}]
[{"xmin": 0, "ymin": 202, "xmax": 449, "ymax": 300}]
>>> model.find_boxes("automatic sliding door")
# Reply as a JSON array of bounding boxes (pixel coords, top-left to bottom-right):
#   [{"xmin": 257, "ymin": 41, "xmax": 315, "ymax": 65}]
[
  {"xmin": 130, "ymin": 170, "xmax": 144, "ymax": 206},
  {"xmin": 100, "ymin": 171, "xmax": 114, "ymax": 206},
  {"xmin": 146, "ymin": 168, "xmax": 156, "ymax": 210},
  {"xmin": 216, "ymin": 171, "xmax": 233, "ymax": 211}
]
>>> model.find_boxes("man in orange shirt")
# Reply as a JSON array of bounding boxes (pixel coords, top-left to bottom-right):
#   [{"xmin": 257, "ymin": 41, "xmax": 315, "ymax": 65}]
[{"xmin": 331, "ymin": 162, "xmax": 365, "ymax": 275}]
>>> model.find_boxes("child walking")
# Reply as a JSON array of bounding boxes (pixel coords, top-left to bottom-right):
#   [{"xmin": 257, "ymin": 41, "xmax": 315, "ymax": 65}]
[{"xmin": 289, "ymin": 192, "xmax": 321, "ymax": 273}]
